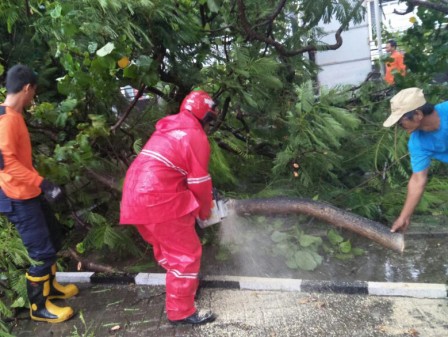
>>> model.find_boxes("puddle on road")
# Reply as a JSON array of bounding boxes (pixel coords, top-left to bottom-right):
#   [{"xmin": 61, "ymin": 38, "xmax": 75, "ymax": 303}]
[{"xmin": 199, "ymin": 213, "xmax": 448, "ymax": 284}]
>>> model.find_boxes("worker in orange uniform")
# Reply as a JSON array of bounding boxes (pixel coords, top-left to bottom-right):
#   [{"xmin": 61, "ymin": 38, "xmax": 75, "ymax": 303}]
[
  {"xmin": 0, "ymin": 64, "xmax": 78, "ymax": 323},
  {"xmin": 384, "ymin": 39, "xmax": 406, "ymax": 85}
]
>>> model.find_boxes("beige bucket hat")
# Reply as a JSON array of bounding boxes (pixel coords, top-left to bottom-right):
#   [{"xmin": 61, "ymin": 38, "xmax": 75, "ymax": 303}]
[{"xmin": 383, "ymin": 87, "xmax": 426, "ymax": 127}]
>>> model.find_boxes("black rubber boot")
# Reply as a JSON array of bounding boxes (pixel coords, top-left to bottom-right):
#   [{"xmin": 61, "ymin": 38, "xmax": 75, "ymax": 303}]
[
  {"xmin": 169, "ymin": 311, "xmax": 216, "ymax": 325},
  {"xmin": 48, "ymin": 264, "xmax": 79, "ymax": 300},
  {"xmin": 26, "ymin": 273, "xmax": 74, "ymax": 323}
]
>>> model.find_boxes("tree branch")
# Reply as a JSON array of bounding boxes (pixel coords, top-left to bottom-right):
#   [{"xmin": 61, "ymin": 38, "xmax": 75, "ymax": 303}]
[
  {"xmin": 25, "ymin": 0, "xmax": 30, "ymax": 17},
  {"xmin": 251, "ymin": 0, "xmax": 287, "ymax": 30},
  {"xmin": 394, "ymin": 0, "xmax": 448, "ymax": 15},
  {"xmin": 28, "ymin": 124, "xmax": 60, "ymax": 142},
  {"xmin": 146, "ymin": 86, "xmax": 171, "ymax": 102},
  {"xmin": 210, "ymin": 96, "xmax": 230, "ymax": 132},
  {"xmin": 237, "ymin": 0, "xmax": 364, "ymax": 57},
  {"xmin": 84, "ymin": 167, "xmax": 121, "ymax": 192},
  {"xmin": 110, "ymin": 84, "xmax": 146, "ymax": 133},
  {"xmin": 63, "ymin": 194, "xmax": 92, "ymax": 229},
  {"xmin": 65, "ymin": 248, "xmax": 119, "ymax": 273}
]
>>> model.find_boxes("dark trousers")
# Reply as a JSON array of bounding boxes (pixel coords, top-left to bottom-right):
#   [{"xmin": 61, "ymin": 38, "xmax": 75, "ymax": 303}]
[{"xmin": 0, "ymin": 189, "xmax": 62, "ymax": 276}]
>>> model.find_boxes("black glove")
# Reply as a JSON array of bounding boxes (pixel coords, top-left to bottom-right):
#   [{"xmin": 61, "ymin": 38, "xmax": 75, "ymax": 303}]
[{"xmin": 40, "ymin": 179, "xmax": 63, "ymax": 203}]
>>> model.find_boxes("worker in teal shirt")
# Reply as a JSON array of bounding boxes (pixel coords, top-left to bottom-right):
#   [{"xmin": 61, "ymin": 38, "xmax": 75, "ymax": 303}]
[{"xmin": 383, "ymin": 87, "xmax": 448, "ymax": 233}]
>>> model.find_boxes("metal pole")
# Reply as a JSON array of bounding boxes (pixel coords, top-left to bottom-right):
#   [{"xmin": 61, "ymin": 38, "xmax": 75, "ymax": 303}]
[
  {"xmin": 374, "ymin": 0, "xmax": 384, "ymax": 75},
  {"xmin": 367, "ymin": 0, "xmax": 373, "ymax": 42}
]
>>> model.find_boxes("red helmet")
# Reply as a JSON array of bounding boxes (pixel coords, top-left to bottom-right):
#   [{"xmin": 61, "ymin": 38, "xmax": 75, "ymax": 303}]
[{"xmin": 180, "ymin": 90, "xmax": 217, "ymax": 121}]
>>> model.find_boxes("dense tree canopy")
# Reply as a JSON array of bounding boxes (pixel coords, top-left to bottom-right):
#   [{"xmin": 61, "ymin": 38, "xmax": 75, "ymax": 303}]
[
  {"xmin": 0, "ymin": 1, "xmax": 448, "ymax": 331},
  {"xmin": 0, "ymin": 0, "xmax": 371, "ymax": 249}
]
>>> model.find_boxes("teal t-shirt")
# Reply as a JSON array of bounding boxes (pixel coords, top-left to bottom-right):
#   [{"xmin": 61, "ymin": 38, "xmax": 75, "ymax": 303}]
[{"xmin": 409, "ymin": 101, "xmax": 448, "ymax": 173}]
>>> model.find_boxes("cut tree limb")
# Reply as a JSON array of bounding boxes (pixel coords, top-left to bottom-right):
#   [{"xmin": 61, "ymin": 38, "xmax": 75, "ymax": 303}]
[
  {"xmin": 66, "ymin": 248, "xmax": 119, "ymax": 273},
  {"xmin": 229, "ymin": 197, "xmax": 405, "ymax": 253}
]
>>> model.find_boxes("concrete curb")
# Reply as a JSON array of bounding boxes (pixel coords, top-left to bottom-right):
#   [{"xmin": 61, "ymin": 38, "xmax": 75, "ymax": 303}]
[{"xmin": 55, "ymin": 272, "xmax": 447, "ymax": 299}]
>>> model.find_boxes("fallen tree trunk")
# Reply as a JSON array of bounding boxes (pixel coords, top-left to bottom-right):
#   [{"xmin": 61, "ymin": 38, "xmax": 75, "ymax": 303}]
[{"xmin": 229, "ymin": 197, "xmax": 405, "ymax": 253}]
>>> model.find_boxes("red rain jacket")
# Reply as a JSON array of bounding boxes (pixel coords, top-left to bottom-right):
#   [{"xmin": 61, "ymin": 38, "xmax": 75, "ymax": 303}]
[{"xmin": 120, "ymin": 110, "xmax": 213, "ymax": 225}]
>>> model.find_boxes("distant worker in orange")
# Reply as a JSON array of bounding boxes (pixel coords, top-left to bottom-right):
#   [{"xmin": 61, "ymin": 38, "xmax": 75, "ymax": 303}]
[{"xmin": 384, "ymin": 39, "xmax": 406, "ymax": 85}]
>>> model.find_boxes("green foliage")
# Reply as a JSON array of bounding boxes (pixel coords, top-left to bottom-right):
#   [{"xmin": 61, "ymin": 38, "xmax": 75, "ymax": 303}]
[
  {"xmin": 81, "ymin": 220, "xmax": 141, "ymax": 257},
  {"xmin": 323, "ymin": 229, "xmax": 364, "ymax": 260},
  {"xmin": 273, "ymin": 227, "xmax": 323, "ymax": 271},
  {"xmin": 269, "ymin": 219, "xmax": 364, "ymax": 270},
  {"xmin": 400, "ymin": 8, "xmax": 448, "ymax": 87},
  {"xmin": 0, "ymin": 217, "xmax": 32, "ymax": 334},
  {"xmin": 208, "ymin": 138, "xmax": 237, "ymax": 187},
  {"xmin": 219, "ymin": 215, "xmax": 364, "ymax": 272},
  {"xmin": 70, "ymin": 311, "xmax": 95, "ymax": 337},
  {"xmin": 273, "ymin": 82, "xmax": 361, "ymax": 193},
  {"xmin": 0, "ymin": 0, "xmax": 447, "ymax": 323}
]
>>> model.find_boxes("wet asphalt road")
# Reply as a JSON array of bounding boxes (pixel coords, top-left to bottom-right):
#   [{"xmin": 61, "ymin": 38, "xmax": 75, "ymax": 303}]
[{"xmin": 10, "ymin": 283, "xmax": 448, "ymax": 337}]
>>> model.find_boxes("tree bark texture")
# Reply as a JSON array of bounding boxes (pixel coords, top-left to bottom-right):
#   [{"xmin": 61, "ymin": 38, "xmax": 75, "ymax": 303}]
[{"xmin": 229, "ymin": 197, "xmax": 405, "ymax": 253}]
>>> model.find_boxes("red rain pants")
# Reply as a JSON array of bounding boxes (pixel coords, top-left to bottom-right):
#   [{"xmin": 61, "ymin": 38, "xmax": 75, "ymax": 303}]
[{"xmin": 136, "ymin": 213, "xmax": 201, "ymax": 320}]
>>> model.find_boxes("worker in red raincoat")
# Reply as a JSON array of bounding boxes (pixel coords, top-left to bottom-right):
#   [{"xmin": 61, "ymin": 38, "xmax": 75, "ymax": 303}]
[{"xmin": 120, "ymin": 90, "xmax": 217, "ymax": 325}]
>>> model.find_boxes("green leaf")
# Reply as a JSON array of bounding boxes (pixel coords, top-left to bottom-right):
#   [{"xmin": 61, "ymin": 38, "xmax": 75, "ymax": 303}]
[
  {"xmin": 327, "ymin": 229, "xmax": 343, "ymax": 245},
  {"xmin": 270, "ymin": 230, "xmax": 289, "ymax": 243},
  {"xmin": 10, "ymin": 296, "xmax": 26, "ymax": 308},
  {"xmin": 0, "ymin": 300, "xmax": 13, "ymax": 317},
  {"xmin": 60, "ymin": 98, "xmax": 78, "ymax": 113},
  {"xmin": 55, "ymin": 112, "xmax": 68, "ymax": 127},
  {"xmin": 133, "ymin": 138, "xmax": 142, "ymax": 154},
  {"xmin": 298, "ymin": 234, "xmax": 322, "ymax": 247},
  {"xmin": 88, "ymin": 114, "xmax": 107, "ymax": 129},
  {"xmin": 207, "ymin": 0, "xmax": 219, "ymax": 13},
  {"xmin": 243, "ymin": 93, "xmax": 258, "ymax": 108},
  {"xmin": 136, "ymin": 55, "xmax": 152, "ymax": 69},
  {"xmin": 286, "ymin": 250, "xmax": 322, "ymax": 271},
  {"xmin": 123, "ymin": 64, "xmax": 139, "ymax": 79},
  {"xmin": 351, "ymin": 247, "xmax": 364, "ymax": 256},
  {"xmin": 96, "ymin": 42, "xmax": 115, "ymax": 57},
  {"xmin": 285, "ymin": 256, "xmax": 299, "ymax": 269},
  {"xmin": 339, "ymin": 240, "xmax": 352, "ymax": 253},
  {"xmin": 76, "ymin": 242, "xmax": 86, "ymax": 254},
  {"xmin": 272, "ymin": 219, "xmax": 284, "ymax": 229},
  {"xmin": 50, "ymin": 4, "xmax": 62, "ymax": 18},
  {"xmin": 271, "ymin": 242, "xmax": 294, "ymax": 258}
]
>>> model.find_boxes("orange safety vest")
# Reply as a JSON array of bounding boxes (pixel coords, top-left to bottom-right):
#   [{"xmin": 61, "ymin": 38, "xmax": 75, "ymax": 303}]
[
  {"xmin": 385, "ymin": 50, "xmax": 406, "ymax": 85},
  {"xmin": 0, "ymin": 105, "xmax": 43, "ymax": 199}
]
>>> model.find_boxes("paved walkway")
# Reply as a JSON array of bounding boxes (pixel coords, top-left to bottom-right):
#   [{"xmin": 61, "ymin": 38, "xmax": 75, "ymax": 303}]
[{"xmin": 10, "ymin": 281, "xmax": 448, "ymax": 337}]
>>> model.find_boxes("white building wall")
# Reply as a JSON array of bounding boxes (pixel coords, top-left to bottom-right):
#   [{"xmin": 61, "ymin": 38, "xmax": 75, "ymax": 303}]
[
  {"xmin": 316, "ymin": 20, "xmax": 372, "ymax": 87},
  {"xmin": 315, "ymin": 0, "xmax": 416, "ymax": 87}
]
